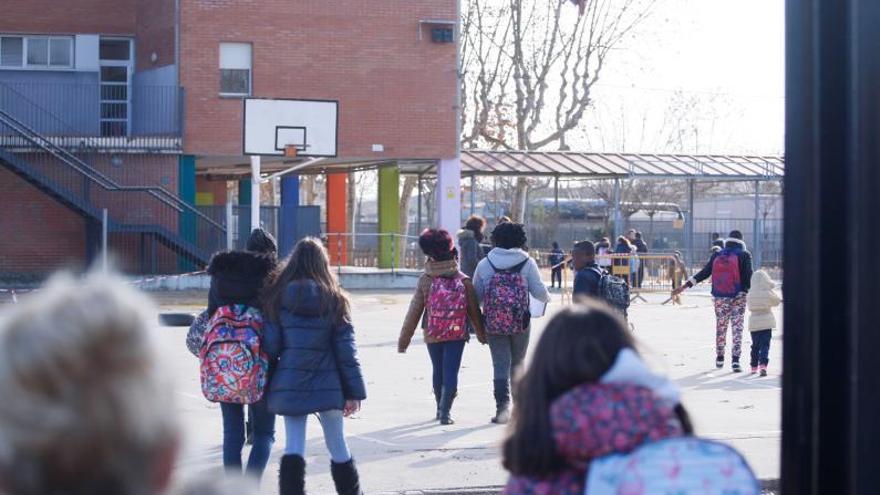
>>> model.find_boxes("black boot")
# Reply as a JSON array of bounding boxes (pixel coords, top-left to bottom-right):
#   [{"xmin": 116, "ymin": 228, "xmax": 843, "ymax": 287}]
[
  {"xmin": 279, "ymin": 454, "xmax": 305, "ymax": 495},
  {"xmin": 439, "ymin": 387, "xmax": 457, "ymax": 425},
  {"xmin": 433, "ymin": 388, "xmax": 442, "ymax": 420},
  {"xmin": 491, "ymin": 379, "xmax": 510, "ymax": 424},
  {"xmin": 330, "ymin": 458, "xmax": 363, "ymax": 495}
]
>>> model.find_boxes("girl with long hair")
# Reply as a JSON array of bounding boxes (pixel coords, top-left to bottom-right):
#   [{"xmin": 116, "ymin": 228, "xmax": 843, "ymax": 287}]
[
  {"xmin": 502, "ymin": 302, "xmax": 691, "ymax": 494},
  {"xmin": 262, "ymin": 238, "xmax": 366, "ymax": 495}
]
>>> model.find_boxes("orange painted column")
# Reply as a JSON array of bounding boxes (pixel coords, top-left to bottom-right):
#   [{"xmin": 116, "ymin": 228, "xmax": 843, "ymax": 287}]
[{"xmin": 325, "ymin": 173, "xmax": 348, "ymax": 265}]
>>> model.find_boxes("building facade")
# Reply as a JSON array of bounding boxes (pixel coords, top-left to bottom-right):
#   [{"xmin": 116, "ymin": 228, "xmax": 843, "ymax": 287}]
[{"xmin": 0, "ymin": 0, "xmax": 459, "ymax": 277}]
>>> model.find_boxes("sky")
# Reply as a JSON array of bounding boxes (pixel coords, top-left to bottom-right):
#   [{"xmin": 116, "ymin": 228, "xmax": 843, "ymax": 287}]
[{"xmin": 577, "ymin": 0, "xmax": 785, "ymax": 155}]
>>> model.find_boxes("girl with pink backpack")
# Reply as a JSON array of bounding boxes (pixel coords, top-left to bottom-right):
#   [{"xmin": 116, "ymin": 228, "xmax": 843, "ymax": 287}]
[{"xmin": 398, "ymin": 229, "xmax": 487, "ymax": 425}]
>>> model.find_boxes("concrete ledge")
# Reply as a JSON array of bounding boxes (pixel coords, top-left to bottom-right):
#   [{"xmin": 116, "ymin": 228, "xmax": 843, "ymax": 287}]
[{"xmin": 134, "ymin": 268, "xmax": 422, "ymax": 292}]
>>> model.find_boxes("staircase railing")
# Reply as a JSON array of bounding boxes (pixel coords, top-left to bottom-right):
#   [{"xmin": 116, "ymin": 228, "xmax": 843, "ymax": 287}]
[{"xmin": 0, "ymin": 86, "xmax": 226, "ymax": 267}]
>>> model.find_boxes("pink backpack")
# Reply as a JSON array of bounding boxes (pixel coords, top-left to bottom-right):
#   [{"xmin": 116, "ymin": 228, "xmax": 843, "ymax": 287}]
[
  {"xmin": 426, "ymin": 275, "xmax": 469, "ymax": 341},
  {"xmin": 484, "ymin": 259, "xmax": 530, "ymax": 335},
  {"xmin": 199, "ymin": 305, "xmax": 269, "ymax": 404},
  {"xmin": 711, "ymin": 250, "xmax": 742, "ymax": 298}
]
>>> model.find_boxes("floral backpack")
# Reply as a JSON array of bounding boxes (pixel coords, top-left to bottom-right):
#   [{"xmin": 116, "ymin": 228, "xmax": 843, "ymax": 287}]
[
  {"xmin": 483, "ymin": 259, "xmax": 530, "ymax": 335},
  {"xmin": 425, "ymin": 275, "xmax": 469, "ymax": 341},
  {"xmin": 199, "ymin": 304, "xmax": 269, "ymax": 404},
  {"xmin": 585, "ymin": 437, "xmax": 760, "ymax": 495}
]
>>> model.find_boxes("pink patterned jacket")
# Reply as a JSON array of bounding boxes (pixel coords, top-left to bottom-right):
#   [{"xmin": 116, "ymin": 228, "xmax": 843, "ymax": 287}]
[{"xmin": 503, "ymin": 383, "xmax": 684, "ymax": 495}]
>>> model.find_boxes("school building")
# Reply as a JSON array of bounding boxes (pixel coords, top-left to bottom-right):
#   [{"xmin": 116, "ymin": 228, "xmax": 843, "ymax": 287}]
[{"xmin": 0, "ymin": 0, "xmax": 461, "ymax": 277}]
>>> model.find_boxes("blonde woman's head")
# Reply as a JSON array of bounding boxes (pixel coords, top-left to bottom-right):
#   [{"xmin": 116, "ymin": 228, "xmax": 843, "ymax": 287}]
[{"xmin": 0, "ymin": 273, "xmax": 178, "ymax": 495}]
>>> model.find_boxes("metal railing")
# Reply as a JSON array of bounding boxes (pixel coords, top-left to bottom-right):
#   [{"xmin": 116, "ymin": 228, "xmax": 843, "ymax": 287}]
[
  {"xmin": 0, "ymin": 107, "xmax": 225, "ymax": 270},
  {"xmin": 0, "ymin": 80, "xmax": 182, "ymax": 152}
]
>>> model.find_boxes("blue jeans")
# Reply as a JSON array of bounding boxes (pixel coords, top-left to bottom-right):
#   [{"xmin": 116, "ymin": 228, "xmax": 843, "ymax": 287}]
[
  {"xmin": 220, "ymin": 399, "xmax": 275, "ymax": 478},
  {"xmin": 426, "ymin": 340, "xmax": 466, "ymax": 393},
  {"xmin": 749, "ymin": 329, "xmax": 772, "ymax": 367},
  {"xmin": 284, "ymin": 410, "xmax": 352, "ymax": 463}
]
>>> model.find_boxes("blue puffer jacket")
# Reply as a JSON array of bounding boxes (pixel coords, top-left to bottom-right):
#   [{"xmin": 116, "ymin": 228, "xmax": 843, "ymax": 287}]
[{"xmin": 263, "ymin": 280, "xmax": 367, "ymax": 417}]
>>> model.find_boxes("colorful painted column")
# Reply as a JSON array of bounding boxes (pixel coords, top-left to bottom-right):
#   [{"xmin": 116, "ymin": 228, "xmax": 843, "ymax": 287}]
[
  {"xmin": 377, "ymin": 165, "xmax": 400, "ymax": 269},
  {"xmin": 326, "ymin": 173, "xmax": 348, "ymax": 265},
  {"xmin": 279, "ymin": 175, "xmax": 300, "ymax": 256},
  {"xmin": 178, "ymin": 155, "xmax": 196, "ymax": 271},
  {"xmin": 436, "ymin": 158, "xmax": 462, "ymax": 238},
  {"xmin": 238, "ymin": 179, "xmax": 251, "ymax": 248}
]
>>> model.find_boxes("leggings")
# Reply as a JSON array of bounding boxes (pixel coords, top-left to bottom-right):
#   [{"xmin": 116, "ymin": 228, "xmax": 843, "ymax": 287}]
[
  {"xmin": 283, "ymin": 410, "xmax": 352, "ymax": 463},
  {"xmin": 713, "ymin": 294, "xmax": 747, "ymax": 358}
]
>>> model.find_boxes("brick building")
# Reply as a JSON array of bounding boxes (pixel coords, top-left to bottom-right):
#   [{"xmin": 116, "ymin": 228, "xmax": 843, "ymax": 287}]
[{"xmin": 0, "ymin": 0, "xmax": 460, "ymax": 277}]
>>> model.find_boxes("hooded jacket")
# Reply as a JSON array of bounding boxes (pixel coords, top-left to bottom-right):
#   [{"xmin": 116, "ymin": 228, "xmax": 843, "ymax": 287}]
[
  {"xmin": 457, "ymin": 229, "xmax": 486, "ymax": 277},
  {"xmin": 206, "ymin": 250, "xmax": 276, "ymax": 316},
  {"xmin": 473, "ymin": 248, "xmax": 550, "ymax": 307},
  {"xmin": 747, "ymin": 270, "xmax": 781, "ymax": 331},
  {"xmin": 263, "ymin": 280, "xmax": 366, "ymax": 417},
  {"xmin": 687, "ymin": 238, "xmax": 754, "ymax": 295},
  {"xmin": 503, "ymin": 383, "xmax": 685, "ymax": 495},
  {"xmin": 398, "ymin": 259, "xmax": 485, "ymax": 348}
]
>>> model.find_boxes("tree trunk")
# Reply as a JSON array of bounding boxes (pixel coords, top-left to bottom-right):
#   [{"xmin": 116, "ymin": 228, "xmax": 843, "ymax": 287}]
[
  {"xmin": 511, "ymin": 177, "xmax": 529, "ymax": 222},
  {"xmin": 399, "ymin": 175, "xmax": 418, "ymax": 265}
]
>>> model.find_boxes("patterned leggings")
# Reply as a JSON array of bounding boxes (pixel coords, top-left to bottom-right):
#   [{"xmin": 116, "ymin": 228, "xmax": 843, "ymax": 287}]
[{"xmin": 713, "ymin": 294, "xmax": 746, "ymax": 358}]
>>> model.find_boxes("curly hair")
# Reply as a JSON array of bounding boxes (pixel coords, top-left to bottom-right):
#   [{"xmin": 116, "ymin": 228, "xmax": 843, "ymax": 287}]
[
  {"xmin": 419, "ymin": 228, "xmax": 456, "ymax": 261},
  {"xmin": 491, "ymin": 222, "xmax": 528, "ymax": 250}
]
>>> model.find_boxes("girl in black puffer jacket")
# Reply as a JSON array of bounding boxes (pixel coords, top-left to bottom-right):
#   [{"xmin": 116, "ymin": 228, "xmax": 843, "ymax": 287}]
[
  {"xmin": 205, "ymin": 228, "xmax": 278, "ymax": 480},
  {"xmin": 262, "ymin": 237, "xmax": 367, "ymax": 495}
]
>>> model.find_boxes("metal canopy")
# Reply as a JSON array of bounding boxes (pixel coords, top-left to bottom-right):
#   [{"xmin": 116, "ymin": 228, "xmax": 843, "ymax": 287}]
[{"xmin": 445, "ymin": 151, "xmax": 784, "ymax": 180}]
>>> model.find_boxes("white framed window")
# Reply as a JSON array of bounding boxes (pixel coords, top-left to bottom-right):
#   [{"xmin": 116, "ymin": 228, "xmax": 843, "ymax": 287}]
[
  {"xmin": 219, "ymin": 42, "xmax": 251, "ymax": 96},
  {"xmin": 0, "ymin": 35, "xmax": 73, "ymax": 69}
]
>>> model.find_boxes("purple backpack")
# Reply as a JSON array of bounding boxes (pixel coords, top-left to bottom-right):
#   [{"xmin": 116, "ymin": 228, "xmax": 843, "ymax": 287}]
[
  {"xmin": 426, "ymin": 275, "xmax": 469, "ymax": 341},
  {"xmin": 483, "ymin": 259, "xmax": 530, "ymax": 335}
]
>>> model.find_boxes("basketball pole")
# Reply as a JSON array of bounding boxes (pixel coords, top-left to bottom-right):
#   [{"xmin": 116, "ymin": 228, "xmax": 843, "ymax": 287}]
[{"xmin": 250, "ymin": 155, "xmax": 261, "ymax": 233}]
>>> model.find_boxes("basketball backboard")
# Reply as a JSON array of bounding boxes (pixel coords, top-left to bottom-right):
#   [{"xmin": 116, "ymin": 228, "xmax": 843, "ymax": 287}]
[{"xmin": 243, "ymin": 98, "xmax": 338, "ymax": 157}]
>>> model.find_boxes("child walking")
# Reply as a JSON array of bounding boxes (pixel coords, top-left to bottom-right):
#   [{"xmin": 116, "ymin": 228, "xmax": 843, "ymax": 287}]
[
  {"xmin": 747, "ymin": 270, "xmax": 782, "ymax": 376},
  {"xmin": 262, "ymin": 238, "xmax": 367, "ymax": 495},
  {"xmin": 398, "ymin": 229, "xmax": 488, "ymax": 425}
]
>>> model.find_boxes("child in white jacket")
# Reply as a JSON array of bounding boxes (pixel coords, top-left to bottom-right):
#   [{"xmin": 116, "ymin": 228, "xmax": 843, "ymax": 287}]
[{"xmin": 747, "ymin": 270, "xmax": 782, "ymax": 376}]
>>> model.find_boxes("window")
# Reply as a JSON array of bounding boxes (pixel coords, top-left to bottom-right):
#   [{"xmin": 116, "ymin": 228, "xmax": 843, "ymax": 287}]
[
  {"xmin": 0, "ymin": 35, "xmax": 72, "ymax": 69},
  {"xmin": 99, "ymin": 39, "xmax": 130, "ymax": 61},
  {"xmin": 0, "ymin": 37, "xmax": 23, "ymax": 67},
  {"xmin": 219, "ymin": 42, "xmax": 251, "ymax": 96}
]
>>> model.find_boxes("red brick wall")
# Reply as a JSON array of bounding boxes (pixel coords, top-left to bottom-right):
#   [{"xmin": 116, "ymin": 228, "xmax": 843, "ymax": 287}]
[
  {"xmin": 0, "ymin": 166, "xmax": 87, "ymax": 275},
  {"xmin": 180, "ymin": 0, "xmax": 458, "ymax": 160},
  {"xmin": 0, "ymin": 1, "xmax": 136, "ymax": 36},
  {"xmin": 135, "ymin": 0, "xmax": 176, "ymax": 70}
]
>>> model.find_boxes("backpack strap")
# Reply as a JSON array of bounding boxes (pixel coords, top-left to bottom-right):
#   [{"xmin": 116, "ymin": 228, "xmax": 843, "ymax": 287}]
[{"xmin": 488, "ymin": 258, "xmax": 529, "ymax": 274}]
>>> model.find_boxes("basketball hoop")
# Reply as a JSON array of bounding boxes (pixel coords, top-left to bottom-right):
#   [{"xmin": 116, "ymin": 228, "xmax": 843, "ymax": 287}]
[{"xmin": 284, "ymin": 145, "xmax": 298, "ymax": 158}]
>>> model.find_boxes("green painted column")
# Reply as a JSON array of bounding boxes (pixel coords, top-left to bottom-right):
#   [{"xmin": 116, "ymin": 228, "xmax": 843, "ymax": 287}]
[
  {"xmin": 178, "ymin": 155, "xmax": 197, "ymax": 271},
  {"xmin": 377, "ymin": 165, "xmax": 400, "ymax": 269},
  {"xmin": 237, "ymin": 180, "xmax": 252, "ymax": 248}
]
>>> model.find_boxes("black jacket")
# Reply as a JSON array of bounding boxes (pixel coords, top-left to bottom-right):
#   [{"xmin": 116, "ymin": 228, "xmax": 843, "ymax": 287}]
[
  {"xmin": 263, "ymin": 280, "xmax": 366, "ymax": 417},
  {"xmin": 688, "ymin": 238, "xmax": 753, "ymax": 294},
  {"xmin": 206, "ymin": 251, "xmax": 276, "ymax": 316},
  {"xmin": 634, "ymin": 239, "xmax": 648, "ymax": 253},
  {"xmin": 573, "ymin": 262, "xmax": 602, "ymax": 297}
]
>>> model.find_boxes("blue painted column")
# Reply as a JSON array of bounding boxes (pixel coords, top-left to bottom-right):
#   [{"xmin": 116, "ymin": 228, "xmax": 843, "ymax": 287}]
[
  {"xmin": 279, "ymin": 175, "xmax": 300, "ymax": 256},
  {"xmin": 178, "ymin": 155, "xmax": 196, "ymax": 271},
  {"xmin": 238, "ymin": 180, "xmax": 251, "ymax": 249}
]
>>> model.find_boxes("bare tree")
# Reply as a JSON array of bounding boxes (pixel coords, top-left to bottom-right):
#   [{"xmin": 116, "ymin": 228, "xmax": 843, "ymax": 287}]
[{"xmin": 460, "ymin": 0, "xmax": 655, "ymax": 221}]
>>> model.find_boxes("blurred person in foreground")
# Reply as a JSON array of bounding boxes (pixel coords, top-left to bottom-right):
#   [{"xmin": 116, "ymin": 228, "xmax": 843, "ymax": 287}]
[{"xmin": 0, "ymin": 273, "xmax": 179, "ymax": 495}]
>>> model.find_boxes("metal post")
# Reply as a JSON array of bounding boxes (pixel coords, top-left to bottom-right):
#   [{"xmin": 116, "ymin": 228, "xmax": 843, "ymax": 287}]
[
  {"xmin": 753, "ymin": 180, "xmax": 762, "ymax": 268},
  {"xmin": 250, "ymin": 155, "xmax": 261, "ymax": 233},
  {"xmin": 470, "ymin": 174, "xmax": 476, "ymax": 215},
  {"xmin": 417, "ymin": 175, "xmax": 423, "ymax": 234},
  {"xmin": 554, "ymin": 175, "xmax": 560, "ymax": 215},
  {"xmin": 225, "ymin": 200, "xmax": 234, "ymax": 250},
  {"xmin": 391, "ymin": 233, "xmax": 396, "ymax": 275},
  {"xmin": 612, "ymin": 178, "xmax": 622, "ymax": 240},
  {"xmin": 101, "ymin": 208, "xmax": 108, "ymax": 274},
  {"xmin": 687, "ymin": 179, "xmax": 695, "ymax": 265}
]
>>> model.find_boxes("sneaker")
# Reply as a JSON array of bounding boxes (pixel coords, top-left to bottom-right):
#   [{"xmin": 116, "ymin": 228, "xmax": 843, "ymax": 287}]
[
  {"xmin": 759, "ymin": 365, "xmax": 768, "ymax": 377},
  {"xmin": 715, "ymin": 355, "xmax": 724, "ymax": 368},
  {"xmin": 732, "ymin": 360, "xmax": 742, "ymax": 373}
]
